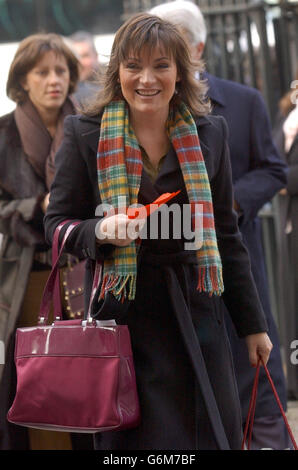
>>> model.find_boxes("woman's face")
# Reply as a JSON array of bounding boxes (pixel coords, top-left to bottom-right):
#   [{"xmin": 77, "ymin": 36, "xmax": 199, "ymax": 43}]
[
  {"xmin": 119, "ymin": 44, "xmax": 180, "ymax": 119},
  {"xmin": 22, "ymin": 50, "xmax": 70, "ymax": 114}
]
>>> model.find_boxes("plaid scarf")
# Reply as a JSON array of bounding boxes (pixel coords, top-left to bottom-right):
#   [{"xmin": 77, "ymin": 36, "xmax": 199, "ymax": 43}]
[{"xmin": 97, "ymin": 100, "xmax": 224, "ymax": 301}]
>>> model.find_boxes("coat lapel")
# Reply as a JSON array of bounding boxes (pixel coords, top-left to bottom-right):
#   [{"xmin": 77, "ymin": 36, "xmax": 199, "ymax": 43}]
[
  {"xmin": 79, "ymin": 114, "xmax": 101, "ymax": 154},
  {"xmin": 204, "ymin": 72, "xmax": 226, "ymax": 108}
]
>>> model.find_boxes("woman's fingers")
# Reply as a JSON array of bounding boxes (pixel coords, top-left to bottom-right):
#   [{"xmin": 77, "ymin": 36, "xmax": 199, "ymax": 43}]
[
  {"xmin": 245, "ymin": 333, "xmax": 273, "ymax": 367},
  {"xmin": 97, "ymin": 214, "xmax": 146, "ymax": 246},
  {"xmin": 257, "ymin": 340, "xmax": 273, "ymax": 366},
  {"xmin": 127, "ymin": 218, "xmax": 146, "ymax": 240}
]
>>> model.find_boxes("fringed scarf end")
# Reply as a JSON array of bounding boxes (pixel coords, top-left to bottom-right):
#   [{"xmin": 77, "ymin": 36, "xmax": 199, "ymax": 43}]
[
  {"xmin": 197, "ymin": 265, "xmax": 224, "ymax": 296},
  {"xmin": 99, "ymin": 273, "xmax": 137, "ymax": 302}
]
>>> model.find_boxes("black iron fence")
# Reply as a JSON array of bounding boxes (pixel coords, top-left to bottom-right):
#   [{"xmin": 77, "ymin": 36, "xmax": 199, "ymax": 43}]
[{"xmin": 200, "ymin": 0, "xmax": 298, "ymax": 122}]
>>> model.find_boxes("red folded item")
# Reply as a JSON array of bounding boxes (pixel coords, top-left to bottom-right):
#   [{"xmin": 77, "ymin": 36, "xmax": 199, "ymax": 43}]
[{"xmin": 127, "ymin": 190, "xmax": 181, "ymax": 219}]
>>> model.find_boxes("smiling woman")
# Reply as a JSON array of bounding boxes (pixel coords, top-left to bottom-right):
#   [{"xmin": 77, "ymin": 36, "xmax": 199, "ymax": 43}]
[{"xmin": 44, "ymin": 13, "xmax": 273, "ymax": 451}]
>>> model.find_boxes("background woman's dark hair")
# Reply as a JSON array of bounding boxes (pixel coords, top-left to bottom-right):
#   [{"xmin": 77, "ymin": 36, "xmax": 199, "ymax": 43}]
[
  {"xmin": 7, "ymin": 33, "xmax": 79, "ymax": 104},
  {"xmin": 84, "ymin": 13, "xmax": 210, "ymax": 117}
]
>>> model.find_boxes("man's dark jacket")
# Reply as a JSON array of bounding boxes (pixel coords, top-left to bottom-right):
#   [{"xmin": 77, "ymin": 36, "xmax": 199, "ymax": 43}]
[{"xmin": 206, "ymin": 72, "xmax": 288, "ymax": 419}]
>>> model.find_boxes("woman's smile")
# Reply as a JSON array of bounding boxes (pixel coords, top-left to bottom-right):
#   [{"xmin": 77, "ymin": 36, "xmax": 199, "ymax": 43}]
[{"xmin": 135, "ymin": 89, "xmax": 161, "ymax": 97}]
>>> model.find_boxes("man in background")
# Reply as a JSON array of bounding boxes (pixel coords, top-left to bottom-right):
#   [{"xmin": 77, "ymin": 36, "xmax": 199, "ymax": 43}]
[
  {"xmin": 150, "ymin": 1, "xmax": 290, "ymax": 449},
  {"xmin": 69, "ymin": 30, "xmax": 103, "ymax": 106}
]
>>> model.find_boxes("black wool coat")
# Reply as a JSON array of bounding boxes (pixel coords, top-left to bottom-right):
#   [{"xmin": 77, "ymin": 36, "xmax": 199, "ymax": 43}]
[
  {"xmin": 44, "ymin": 112, "xmax": 268, "ymax": 450},
  {"xmin": 0, "ymin": 112, "xmax": 47, "ymax": 450}
]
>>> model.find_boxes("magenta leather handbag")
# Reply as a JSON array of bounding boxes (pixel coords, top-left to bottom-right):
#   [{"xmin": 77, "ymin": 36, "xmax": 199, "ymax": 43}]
[{"xmin": 7, "ymin": 221, "xmax": 140, "ymax": 433}]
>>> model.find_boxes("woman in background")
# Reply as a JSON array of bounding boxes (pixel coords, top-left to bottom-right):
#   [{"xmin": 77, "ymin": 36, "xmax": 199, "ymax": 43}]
[{"xmin": 0, "ymin": 33, "xmax": 79, "ymax": 450}]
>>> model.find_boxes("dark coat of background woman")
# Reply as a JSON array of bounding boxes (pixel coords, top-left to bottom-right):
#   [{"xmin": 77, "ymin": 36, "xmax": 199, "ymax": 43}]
[{"xmin": 0, "ymin": 33, "xmax": 80, "ymax": 450}]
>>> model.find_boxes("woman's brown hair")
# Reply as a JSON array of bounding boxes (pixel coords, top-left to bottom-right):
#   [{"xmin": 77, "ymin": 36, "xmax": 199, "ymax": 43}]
[
  {"xmin": 84, "ymin": 13, "xmax": 210, "ymax": 117},
  {"xmin": 7, "ymin": 33, "xmax": 79, "ymax": 104}
]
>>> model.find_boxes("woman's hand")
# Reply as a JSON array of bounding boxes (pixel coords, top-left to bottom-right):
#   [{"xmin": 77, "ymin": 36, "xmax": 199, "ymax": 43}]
[
  {"xmin": 96, "ymin": 213, "xmax": 146, "ymax": 247},
  {"xmin": 245, "ymin": 332, "xmax": 273, "ymax": 367}
]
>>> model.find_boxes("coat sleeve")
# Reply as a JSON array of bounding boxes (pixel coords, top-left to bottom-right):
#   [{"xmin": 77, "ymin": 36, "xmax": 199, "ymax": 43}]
[
  {"xmin": 211, "ymin": 117, "xmax": 268, "ymax": 337},
  {"xmin": 233, "ymin": 91, "xmax": 288, "ymax": 225},
  {"xmin": 0, "ymin": 187, "xmax": 45, "ymax": 246},
  {"xmin": 44, "ymin": 115, "xmax": 113, "ymax": 260}
]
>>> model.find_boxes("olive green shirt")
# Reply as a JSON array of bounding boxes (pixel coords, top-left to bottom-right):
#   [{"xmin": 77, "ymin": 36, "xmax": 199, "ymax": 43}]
[{"xmin": 140, "ymin": 146, "xmax": 167, "ymax": 183}]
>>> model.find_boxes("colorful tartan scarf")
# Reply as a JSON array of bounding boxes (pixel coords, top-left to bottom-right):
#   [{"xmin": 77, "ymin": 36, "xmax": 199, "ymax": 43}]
[{"xmin": 97, "ymin": 99, "xmax": 224, "ymax": 301}]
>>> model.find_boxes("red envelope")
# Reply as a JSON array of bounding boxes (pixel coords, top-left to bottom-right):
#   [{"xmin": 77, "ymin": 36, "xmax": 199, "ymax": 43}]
[{"xmin": 127, "ymin": 190, "xmax": 181, "ymax": 219}]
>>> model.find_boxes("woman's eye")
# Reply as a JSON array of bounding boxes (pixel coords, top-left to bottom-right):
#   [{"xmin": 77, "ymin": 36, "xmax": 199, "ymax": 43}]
[
  {"xmin": 125, "ymin": 63, "xmax": 139, "ymax": 69},
  {"xmin": 56, "ymin": 67, "xmax": 67, "ymax": 75},
  {"xmin": 37, "ymin": 70, "xmax": 47, "ymax": 76},
  {"xmin": 156, "ymin": 63, "xmax": 169, "ymax": 69}
]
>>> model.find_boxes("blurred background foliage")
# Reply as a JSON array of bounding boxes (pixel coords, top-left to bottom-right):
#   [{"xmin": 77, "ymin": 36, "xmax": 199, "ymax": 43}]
[{"xmin": 0, "ymin": 0, "xmax": 123, "ymax": 41}]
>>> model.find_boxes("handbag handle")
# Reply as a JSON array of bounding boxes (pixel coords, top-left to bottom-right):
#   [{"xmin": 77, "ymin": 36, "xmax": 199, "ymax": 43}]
[
  {"xmin": 52, "ymin": 220, "xmax": 103, "ymax": 322},
  {"xmin": 51, "ymin": 219, "xmax": 75, "ymax": 319},
  {"xmin": 86, "ymin": 258, "xmax": 102, "ymax": 320},
  {"xmin": 242, "ymin": 358, "xmax": 298, "ymax": 450},
  {"xmin": 39, "ymin": 220, "xmax": 102, "ymax": 325},
  {"xmin": 38, "ymin": 221, "xmax": 80, "ymax": 325}
]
